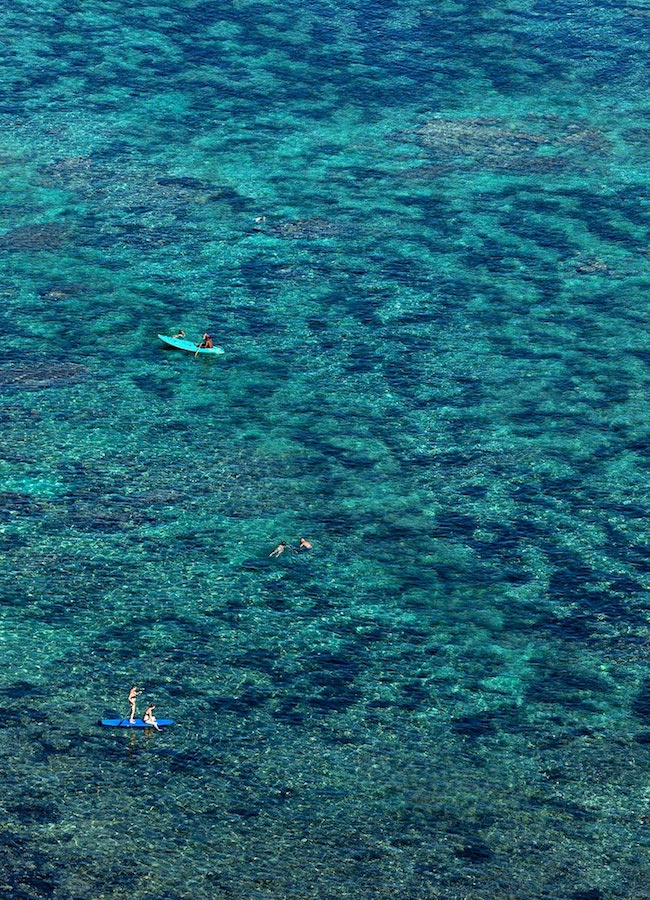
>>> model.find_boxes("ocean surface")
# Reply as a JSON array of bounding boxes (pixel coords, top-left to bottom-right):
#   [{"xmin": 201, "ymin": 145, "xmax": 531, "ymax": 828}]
[{"xmin": 1, "ymin": 1, "xmax": 649, "ymax": 897}]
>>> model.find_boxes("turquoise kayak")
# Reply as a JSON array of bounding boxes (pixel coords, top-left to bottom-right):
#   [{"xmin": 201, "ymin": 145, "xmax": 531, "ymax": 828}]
[{"xmin": 158, "ymin": 334, "xmax": 224, "ymax": 356}]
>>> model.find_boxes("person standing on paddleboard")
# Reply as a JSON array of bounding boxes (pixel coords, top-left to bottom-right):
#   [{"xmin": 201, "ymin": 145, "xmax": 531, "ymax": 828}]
[{"xmin": 127, "ymin": 684, "xmax": 144, "ymax": 723}]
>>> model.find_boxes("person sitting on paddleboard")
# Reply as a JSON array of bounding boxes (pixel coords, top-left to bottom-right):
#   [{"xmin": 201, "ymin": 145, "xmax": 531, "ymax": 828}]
[
  {"xmin": 198, "ymin": 333, "xmax": 213, "ymax": 349},
  {"xmin": 128, "ymin": 684, "xmax": 143, "ymax": 723},
  {"xmin": 269, "ymin": 541, "xmax": 288, "ymax": 557},
  {"xmin": 143, "ymin": 704, "xmax": 161, "ymax": 731}
]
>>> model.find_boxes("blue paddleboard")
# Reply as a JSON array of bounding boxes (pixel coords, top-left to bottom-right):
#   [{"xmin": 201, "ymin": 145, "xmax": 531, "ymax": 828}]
[
  {"xmin": 158, "ymin": 334, "xmax": 224, "ymax": 356},
  {"xmin": 99, "ymin": 718, "xmax": 174, "ymax": 728}
]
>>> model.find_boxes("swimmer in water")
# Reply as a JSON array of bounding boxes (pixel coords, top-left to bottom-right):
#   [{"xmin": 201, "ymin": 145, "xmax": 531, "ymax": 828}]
[
  {"xmin": 269, "ymin": 541, "xmax": 288, "ymax": 557},
  {"xmin": 297, "ymin": 537, "xmax": 312, "ymax": 551}
]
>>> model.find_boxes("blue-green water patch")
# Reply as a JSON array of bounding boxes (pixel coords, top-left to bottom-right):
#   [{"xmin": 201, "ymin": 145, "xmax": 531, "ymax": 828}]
[{"xmin": 1, "ymin": 0, "xmax": 649, "ymax": 897}]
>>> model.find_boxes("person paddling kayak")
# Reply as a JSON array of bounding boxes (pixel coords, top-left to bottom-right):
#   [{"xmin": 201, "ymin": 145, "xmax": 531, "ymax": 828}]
[{"xmin": 198, "ymin": 333, "xmax": 213, "ymax": 349}]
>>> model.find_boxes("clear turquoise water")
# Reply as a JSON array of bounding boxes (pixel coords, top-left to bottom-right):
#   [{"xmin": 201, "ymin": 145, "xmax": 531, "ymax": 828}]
[{"xmin": 1, "ymin": 1, "xmax": 649, "ymax": 897}]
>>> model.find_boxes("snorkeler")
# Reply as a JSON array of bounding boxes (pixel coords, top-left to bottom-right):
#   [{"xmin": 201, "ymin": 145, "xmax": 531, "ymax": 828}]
[{"xmin": 269, "ymin": 541, "xmax": 288, "ymax": 557}]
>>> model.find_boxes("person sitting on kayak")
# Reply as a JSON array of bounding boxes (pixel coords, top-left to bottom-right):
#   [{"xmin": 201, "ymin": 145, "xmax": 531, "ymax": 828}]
[
  {"xmin": 173, "ymin": 329, "xmax": 186, "ymax": 339},
  {"xmin": 143, "ymin": 704, "xmax": 161, "ymax": 731},
  {"xmin": 198, "ymin": 333, "xmax": 213, "ymax": 349}
]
